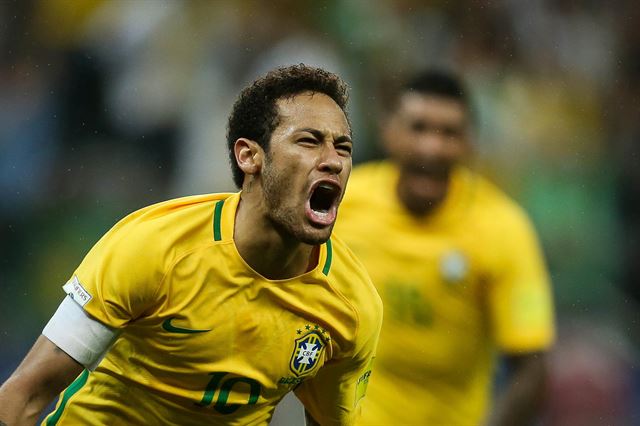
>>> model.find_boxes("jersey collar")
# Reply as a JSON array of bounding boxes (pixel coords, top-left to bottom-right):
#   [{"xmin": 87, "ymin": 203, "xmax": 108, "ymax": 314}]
[{"xmin": 212, "ymin": 192, "xmax": 333, "ymax": 279}]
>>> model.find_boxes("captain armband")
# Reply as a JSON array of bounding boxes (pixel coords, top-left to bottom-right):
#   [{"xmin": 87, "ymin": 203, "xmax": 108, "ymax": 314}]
[{"xmin": 43, "ymin": 295, "xmax": 120, "ymax": 370}]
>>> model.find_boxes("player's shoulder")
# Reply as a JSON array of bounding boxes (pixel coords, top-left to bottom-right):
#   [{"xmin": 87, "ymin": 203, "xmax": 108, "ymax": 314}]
[
  {"xmin": 124, "ymin": 192, "xmax": 233, "ymax": 223},
  {"xmin": 326, "ymin": 234, "xmax": 383, "ymax": 321},
  {"xmin": 347, "ymin": 160, "xmax": 396, "ymax": 189},
  {"xmin": 101, "ymin": 193, "xmax": 236, "ymax": 255},
  {"xmin": 462, "ymin": 169, "xmax": 535, "ymax": 231},
  {"xmin": 112, "ymin": 192, "xmax": 231, "ymax": 231},
  {"xmin": 340, "ymin": 161, "xmax": 397, "ymax": 214}
]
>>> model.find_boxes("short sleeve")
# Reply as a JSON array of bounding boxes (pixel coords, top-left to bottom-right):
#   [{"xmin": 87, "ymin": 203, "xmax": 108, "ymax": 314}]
[
  {"xmin": 65, "ymin": 214, "xmax": 165, "ymax": 328},
  {"xmin": 294, "ymin": 308, "xmax": 381, "ymax": 425},
  {"xmin": 488, "ymin": 208, "xmax": 555, "ymax": 353}
]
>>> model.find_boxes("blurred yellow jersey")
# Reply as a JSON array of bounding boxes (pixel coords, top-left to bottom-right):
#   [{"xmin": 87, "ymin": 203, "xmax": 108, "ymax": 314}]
[
  {"xmin": 334, "ymin": 162, "xmax": 555, "ymax": 426},
  {"xmin": 43, "ymin": 192, "xmax": 382, "ymax": 426}
]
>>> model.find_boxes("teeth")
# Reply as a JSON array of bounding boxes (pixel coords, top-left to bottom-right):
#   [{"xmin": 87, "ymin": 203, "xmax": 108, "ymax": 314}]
[{"xmin": 319, "ymin": 183, "xmax": 335, "ymax": 190}]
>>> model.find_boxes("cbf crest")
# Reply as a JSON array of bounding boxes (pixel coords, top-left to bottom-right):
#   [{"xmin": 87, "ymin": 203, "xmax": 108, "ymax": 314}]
[
  {"xmin": 289, "ymin": 325, "xmax": 329, "ymax": 377},
  {"xmin": 440, "ymin": 250, "xmax": 469, "ymax": 285}
]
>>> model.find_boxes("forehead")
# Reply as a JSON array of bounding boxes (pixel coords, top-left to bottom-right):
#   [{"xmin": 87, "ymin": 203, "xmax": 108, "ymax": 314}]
[
  {"xmin": 275, "ymin": 91, "xmax": 350, "ymax": 135},
  {"xmin": 396, "ymin": 92, "xmax": 467, "ymax": 125}
]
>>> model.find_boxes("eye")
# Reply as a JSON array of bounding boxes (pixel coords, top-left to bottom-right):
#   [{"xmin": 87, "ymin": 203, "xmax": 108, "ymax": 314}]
[
  {"xmin": 409, "ymin": 120, "xmax": 428, "ymax": 133},
  {"xmin": 441, "ymin": 127, "xmax": 462, "ymax": 138},
  {"xmin": 336, "ymin": 143, "xmax": 353, "ymax": 155},
  {"xmin": 298, "ymin": 137, "xmax": 319, "ymax": 145}
]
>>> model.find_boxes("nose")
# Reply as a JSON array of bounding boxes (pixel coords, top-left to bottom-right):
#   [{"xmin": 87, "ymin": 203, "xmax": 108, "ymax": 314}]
[
  {"xmin": 318, "ymin": 144, "xmax": 344, "ymax": 174},
  {"xmin": 414, "ymin": 131, "xmax": 448, "ymax": 158}
]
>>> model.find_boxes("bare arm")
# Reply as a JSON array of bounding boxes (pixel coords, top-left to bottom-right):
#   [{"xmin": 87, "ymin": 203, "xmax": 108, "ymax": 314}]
[
  {"xmin": 0, "ymin": 335, "xmax": 84, "ymax": 426},
  {"xmin": 487, "ymin": 352, "xmax": 547, "ymax": 426}
]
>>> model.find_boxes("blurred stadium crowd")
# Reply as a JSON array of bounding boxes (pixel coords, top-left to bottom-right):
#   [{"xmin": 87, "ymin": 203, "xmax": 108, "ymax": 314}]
[{"xmin": 1, "ymin": 1, "xmax": 639, "ymax": 424}]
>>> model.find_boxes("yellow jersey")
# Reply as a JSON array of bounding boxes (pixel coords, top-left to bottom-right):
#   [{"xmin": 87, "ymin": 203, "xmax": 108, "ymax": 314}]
[
  {"xmin": 43, "ymin": 192, "xmax": 382, "ymax": 426},
  {"xmin": 334, "ymin": 161, "xmax": 555, "ymax": 426}
]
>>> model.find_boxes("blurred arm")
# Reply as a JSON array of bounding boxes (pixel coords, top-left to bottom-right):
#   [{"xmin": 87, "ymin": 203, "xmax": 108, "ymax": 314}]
[
  {"xmin": 486, "ymin": 207, "xmax": 555, "ymax": 426},
  {"xmin": 0, "ymin": 335, "xmax": 84, "ymax": 426},
  {"xmin": 487, "ymin": 352, "xmax": 547, "ymax": 426},
  {"xmin": 0, "ymin": 295, "xmax": 118, "ymax": 426}
]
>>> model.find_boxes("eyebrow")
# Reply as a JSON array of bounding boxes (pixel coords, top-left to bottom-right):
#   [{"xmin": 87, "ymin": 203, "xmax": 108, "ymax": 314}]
[{"xmin": 298, "ymin": 128, "xmax": 352, "ymax": 144}]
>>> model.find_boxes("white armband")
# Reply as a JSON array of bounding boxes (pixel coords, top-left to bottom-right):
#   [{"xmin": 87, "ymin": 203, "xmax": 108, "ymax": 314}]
[{"xmin": 42, "ymin": 296, "xmax": 120, "ymax": 371}]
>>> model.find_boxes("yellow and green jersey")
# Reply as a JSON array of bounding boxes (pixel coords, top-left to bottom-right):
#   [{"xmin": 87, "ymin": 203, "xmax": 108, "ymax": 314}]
[
  {"xmin": 334, "ymin": 161, "xmax": 555, "ymax": 426},
  {"xmin": 44, "ymin": 192, "xmax": 382, "ymax": 426}
]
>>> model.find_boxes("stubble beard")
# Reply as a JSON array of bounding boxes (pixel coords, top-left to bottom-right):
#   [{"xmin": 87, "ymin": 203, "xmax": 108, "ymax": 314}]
[{"xmin": 262, "ymin": 164, "xmax": 331, "ymax": 246}]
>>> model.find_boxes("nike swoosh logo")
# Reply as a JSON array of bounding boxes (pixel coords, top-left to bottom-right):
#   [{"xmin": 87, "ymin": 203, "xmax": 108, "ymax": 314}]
[{"xmin": 162, "ymin": 317, "xmax": 212, "ymax": 334}]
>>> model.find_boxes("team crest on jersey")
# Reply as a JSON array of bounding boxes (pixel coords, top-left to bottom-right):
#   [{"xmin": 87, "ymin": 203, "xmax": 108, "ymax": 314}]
[
  {"xmin": 289, "ymin": 325, "xmax": 328, "ymax": 377},
  {"xmin": 440, "ymin": 250, "xmax": 469, "ymax": 285}
]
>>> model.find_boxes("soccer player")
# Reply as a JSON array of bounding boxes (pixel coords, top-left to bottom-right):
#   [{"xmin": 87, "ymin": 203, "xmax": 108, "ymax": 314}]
[
  {"xmin": 334, "ymin": 69, "xmax": 555, "ymax": 426},
  {"xmin": 0, "ymin": 64, "xmax": 382, "ymax": 426}
]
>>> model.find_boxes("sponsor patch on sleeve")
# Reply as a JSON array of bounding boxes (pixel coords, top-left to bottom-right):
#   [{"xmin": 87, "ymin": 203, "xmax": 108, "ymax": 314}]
[
  {"xmin": 355, "ymin": 357, "xmax": 374, "ymax": 406},
  {"xmin": 63, "ymin": 275, "xmax": 93, "ymax": 307}
]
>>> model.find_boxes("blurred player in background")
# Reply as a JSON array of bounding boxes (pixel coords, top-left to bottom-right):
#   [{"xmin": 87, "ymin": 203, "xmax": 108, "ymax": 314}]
[
  {"xmin": 0, "ymin": 64, "xmax": 381, "ymax": 426},
  {"xmin": 334, "ymin": 69, "xmax": 555, "ymax": 426}
]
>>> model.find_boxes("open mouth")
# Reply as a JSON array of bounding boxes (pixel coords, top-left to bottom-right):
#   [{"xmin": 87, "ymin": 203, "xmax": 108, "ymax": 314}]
[
  {"xmin": 401, "ymin": 161, "xmax": 453, "ymax": 204},
  {"xmin": 406, "ymin": 161, "xmax": 450, "ymax": 181},
  {"xmin": 306, "ymin": 181, "xmax": 341, "ymax": 226}
]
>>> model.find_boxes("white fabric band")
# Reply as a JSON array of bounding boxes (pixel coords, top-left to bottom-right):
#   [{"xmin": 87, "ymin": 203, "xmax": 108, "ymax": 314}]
[{"xmin": 42, "ymin": 295, "xmax": 119, "ymax": 371}]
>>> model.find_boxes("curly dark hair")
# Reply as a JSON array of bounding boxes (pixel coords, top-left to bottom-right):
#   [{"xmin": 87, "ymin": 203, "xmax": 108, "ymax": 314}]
[{"xmin": 227, "ymin": 64, "xmax": 350, "ymax": 188}]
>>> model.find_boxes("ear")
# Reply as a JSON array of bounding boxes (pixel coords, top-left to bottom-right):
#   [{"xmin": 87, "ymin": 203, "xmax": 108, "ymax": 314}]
[{"xmin": 234, "ymin": 138, "xmax": 263, "ymax": 178}]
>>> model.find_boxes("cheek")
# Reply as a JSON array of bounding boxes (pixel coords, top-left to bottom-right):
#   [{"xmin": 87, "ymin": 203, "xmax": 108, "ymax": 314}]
[
  {"xmin": 262, "ymin": 164, "xmax": 285, "ymax": 195},
  {"xmin": 342, "ymin": 159, "xmax": 353, "ymax": 176},
  {"xmin": 385, "ymin": 136, "xmax": 414, "ymax": 158},
  {"xmin": 264, "ymin": 162, "xmax": 300, "ymax": 198},
  {"xmin": 447, "ymin": 142, "xmax": 469, "ymax": 158}
]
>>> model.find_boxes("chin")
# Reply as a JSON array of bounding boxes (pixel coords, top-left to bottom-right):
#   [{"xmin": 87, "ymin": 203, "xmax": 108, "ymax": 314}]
[
  {"xmin": 298, "ymin": 225, "xmax": 333, "ymax": 245},
  {"xmin": 403, "ymin": 195, "xmax": 445, "ymax": 216},
  {"xmin": 272, "ymin": 217, "xmax": 332, "ymax": 246}
]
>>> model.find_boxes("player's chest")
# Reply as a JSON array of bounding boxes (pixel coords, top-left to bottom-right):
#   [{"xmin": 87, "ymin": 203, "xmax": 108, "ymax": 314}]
[
  {"xmin": 351, "ymin": 225, "xmax": 488, "ymax": 323},
  {"xmin": 356, "ymin": 224, "xmax": 484, "ymax": 287},
  {"xmin": 130, "ymin": 270, "xmax": 338, "ymax": 390}
]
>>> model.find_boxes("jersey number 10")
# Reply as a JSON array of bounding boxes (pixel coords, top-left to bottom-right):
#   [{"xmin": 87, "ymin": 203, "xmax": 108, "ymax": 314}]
[{"xmin": 195, "ymin": 372, "xmax": 262, "ymax": 414}]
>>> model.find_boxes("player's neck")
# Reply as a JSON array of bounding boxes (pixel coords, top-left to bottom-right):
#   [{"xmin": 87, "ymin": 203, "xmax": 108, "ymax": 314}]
[{"xmin": 234, "ymin": 194, "xmax": 316, "ymax": 280}]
